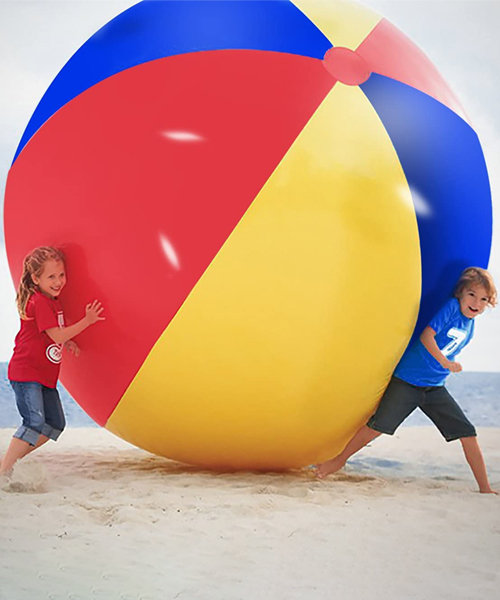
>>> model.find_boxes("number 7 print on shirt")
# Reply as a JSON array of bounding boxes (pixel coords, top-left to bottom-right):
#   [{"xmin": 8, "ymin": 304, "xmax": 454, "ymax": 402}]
[{"xmin": 441, "ymin": 328, "xmax": 467, "ymax": 357}]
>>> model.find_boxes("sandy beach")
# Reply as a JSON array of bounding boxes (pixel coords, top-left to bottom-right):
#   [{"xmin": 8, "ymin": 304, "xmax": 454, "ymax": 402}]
[{"xmin": 1, "ymin": 426, "xmax": 499, "ymax": 600}]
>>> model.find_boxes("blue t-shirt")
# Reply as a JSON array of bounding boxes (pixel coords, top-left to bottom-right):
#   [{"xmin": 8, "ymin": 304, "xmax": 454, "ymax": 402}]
[{"xmin": 394, "ymin": 298, "xmax": 474, "ymax": 387}]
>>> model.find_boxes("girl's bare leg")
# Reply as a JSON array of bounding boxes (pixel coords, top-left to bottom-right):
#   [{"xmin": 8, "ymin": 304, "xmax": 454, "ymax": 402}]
[
  {"xmin": 0, "ymin": 435, "xmax": 49, "ymax": 475},
  {"xmin": 460, "ymin": 436, "xmax": 498, "ymax": 494},
  {"xmin": 26, "ymin": 434, "xmax": 50, "ymax": 455},
  {"xmin": 316, "ymin": 425, "xmax": 381, "ymax": 478}
]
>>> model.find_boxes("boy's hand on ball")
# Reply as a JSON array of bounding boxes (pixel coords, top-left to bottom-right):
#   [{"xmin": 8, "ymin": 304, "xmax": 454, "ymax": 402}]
[
  {"xmin": 85, "ymin": 300, "xmax": 105, "ymax": 324},
  {"xmin": 445, "ymin": 359, "xmax": 462, "ymax": 373}
]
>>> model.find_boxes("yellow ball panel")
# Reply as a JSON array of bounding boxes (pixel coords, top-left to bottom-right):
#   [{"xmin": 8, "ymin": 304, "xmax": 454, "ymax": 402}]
[
  {"xmin": 106, "ymin": 84, "xmax": 421, "ymax": 470},
  {"xmin": 292, "ymin": 0, "xmax": 380, "ymax": 49}
]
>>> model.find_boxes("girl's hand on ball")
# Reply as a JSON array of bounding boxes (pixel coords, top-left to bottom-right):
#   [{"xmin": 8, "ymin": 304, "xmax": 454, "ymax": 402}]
[
  {"xmin": 65, "ymin": 340, "xmax": 80, "ymax": 357},
  {"xmin": 85, "ymin": 300, "xmax": 105, "ymax": 324}
]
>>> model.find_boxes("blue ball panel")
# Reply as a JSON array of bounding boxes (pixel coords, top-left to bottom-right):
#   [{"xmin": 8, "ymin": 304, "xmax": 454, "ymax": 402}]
[
  {"xmin": 13, "ymin": 0, "xmax": 331, "ymax": 163},
  {"xmin": 361, "ymin": 74, "xmax": 492, "ymax": 347}
]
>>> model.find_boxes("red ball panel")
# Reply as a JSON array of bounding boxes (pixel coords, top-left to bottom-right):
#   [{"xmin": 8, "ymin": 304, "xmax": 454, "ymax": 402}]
[
  {"xmin": 357, "ymin": 19, "xmax": 467, "ymax": 121},
  {"xmin": 5, "ymin": 50, "xmax": 334, "ymax": 424}
]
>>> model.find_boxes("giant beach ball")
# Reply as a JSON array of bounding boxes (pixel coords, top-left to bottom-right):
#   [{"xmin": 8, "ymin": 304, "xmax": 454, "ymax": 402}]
[{"xmin": 4, "ymin": 0, "xmax": 492, "ymax": 469}]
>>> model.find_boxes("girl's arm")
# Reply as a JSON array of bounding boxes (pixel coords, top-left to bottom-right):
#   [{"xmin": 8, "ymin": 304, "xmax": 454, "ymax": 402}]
[
  {"xmin": 420, "ymin": 326, "xmax": 462, "ymax": 372},
  {"xmin": 45, "ymin": 300, "xmax": 104, "ymax": 345}
]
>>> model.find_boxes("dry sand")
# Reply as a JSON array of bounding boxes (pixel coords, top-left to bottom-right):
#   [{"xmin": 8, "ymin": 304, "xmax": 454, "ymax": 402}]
[{"xmin": 1, "ymin": 426, "xmax": 499, "ymax": 600}]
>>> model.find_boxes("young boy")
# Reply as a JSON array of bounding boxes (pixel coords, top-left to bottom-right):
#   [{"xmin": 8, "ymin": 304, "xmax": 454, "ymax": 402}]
[{"xmin": 316, "ymin": 267, "xmax": 498, "ymax": 494}]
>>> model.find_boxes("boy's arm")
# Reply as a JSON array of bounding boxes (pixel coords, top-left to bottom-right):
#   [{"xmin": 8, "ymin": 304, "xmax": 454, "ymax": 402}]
[{"xmin": 420, "ymin": 326, "xmax": 462, "ymax": 372}]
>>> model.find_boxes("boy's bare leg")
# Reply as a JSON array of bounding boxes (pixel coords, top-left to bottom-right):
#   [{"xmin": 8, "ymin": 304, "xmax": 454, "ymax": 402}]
[
  {"xmin": 316, "ymin": 425, "xmax": 382, "ymax": 478},
  {"xmin": 460, "ymin": 436, "xmax": 498, "ymax": 494},
  {"xmin": 0, "ymin": 435, "xmax": 49, "ymax": 475}
]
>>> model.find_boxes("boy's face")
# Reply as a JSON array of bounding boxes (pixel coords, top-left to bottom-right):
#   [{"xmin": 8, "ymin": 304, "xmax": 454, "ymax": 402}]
[{"xmin": 458, "ymin": 285, "xmax": 489, "ymax": 319}]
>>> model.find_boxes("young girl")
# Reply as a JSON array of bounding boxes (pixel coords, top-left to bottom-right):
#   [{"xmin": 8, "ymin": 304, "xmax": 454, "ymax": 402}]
[
  {"xmin": 0, "ymin": 246, "xmax": 104, "ymax": 475},
  {"xmin": 316, "ymin": 267, "xmax": 498, "ymax": 494}
]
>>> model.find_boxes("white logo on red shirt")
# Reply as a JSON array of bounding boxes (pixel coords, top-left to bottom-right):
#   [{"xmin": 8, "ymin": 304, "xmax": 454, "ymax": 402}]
[{"xmin": 46, "ymin": 344, "xmax": 63, "ymax": 364}]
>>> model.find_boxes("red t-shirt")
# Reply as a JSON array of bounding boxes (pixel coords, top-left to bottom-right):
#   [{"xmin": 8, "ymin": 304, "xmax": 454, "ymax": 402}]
[{"xmin": 8, "ymin": 291, "xmax": 65, "ymax": 388}]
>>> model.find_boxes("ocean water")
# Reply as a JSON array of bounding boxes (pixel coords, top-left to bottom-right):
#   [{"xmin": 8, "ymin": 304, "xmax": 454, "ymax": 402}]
[{"xmin": 0, "ymin": 362, "xmax": 499, "ymax": 428}]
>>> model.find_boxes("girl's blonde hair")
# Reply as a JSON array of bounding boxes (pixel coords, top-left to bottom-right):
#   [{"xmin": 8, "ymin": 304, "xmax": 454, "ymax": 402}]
[
  {"xmin": 16, "ymin": 246, "xmax": 66, "ymax": 319},
  {"xmin": 454, "ymin": 267, "xmax": 497, "ymax": 308}
]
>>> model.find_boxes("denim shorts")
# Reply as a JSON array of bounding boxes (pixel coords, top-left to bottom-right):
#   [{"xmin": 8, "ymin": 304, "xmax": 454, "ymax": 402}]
[
  {"xmin": 10, "ymin": 381, "xmax": 66, "ymax": 446},
  {"xmin": 367, "ymin": 376, "xmax": 476, "ymax": 442}
]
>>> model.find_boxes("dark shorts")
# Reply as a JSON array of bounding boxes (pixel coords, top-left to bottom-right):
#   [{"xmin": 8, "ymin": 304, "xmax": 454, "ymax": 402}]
[
  {"xmin": 10, "ymin": 381, "xmax": 66, "ymax": 446},
  {"xmin": 367, "ymin": 376, "xmax": 476, "ymax": 442}
]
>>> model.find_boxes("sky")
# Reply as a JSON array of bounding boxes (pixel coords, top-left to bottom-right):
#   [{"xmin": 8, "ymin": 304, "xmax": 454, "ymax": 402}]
[{"xmin": 1, "ymin": 0, "xmax": 499, "ymax": 371}]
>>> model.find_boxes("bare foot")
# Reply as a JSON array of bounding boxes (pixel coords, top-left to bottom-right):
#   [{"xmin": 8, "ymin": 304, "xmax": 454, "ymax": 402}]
[
  {"xmin": 0, "ymin": 468, "xmax": 13, "ymax": 483},
  {"xmin": 316, "ymin": 456, "xmax": 346, "ymax": 479},
  {"xmin": 479, "ymin": 487, "xmax": 498, "ymax": 495}
]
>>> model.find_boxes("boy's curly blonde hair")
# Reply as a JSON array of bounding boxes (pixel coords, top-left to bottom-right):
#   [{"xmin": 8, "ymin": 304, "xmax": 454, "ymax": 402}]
[
  {"xmin": 16, "ymin": 246, "xmax": 66, "ymax": 319},
  {"xmin": 453, "ymin": 267, "xmax": 497, "ymax": 308}
]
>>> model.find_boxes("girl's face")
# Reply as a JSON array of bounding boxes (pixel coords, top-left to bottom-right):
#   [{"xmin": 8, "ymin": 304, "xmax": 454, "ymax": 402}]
[
  {"xmin": 458, "ymin": 285, "xmax": 489, "ymax": 319},
  {"xmin": 32, "ymin": 259, "xmax": 66, "ymax": 300}
]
